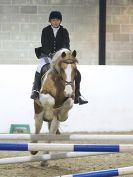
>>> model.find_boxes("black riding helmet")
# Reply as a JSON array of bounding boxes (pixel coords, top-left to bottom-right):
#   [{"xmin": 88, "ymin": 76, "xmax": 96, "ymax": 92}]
[{"xmin": 49, "ymin": 11, "xmax": 62, "ymax": 22}]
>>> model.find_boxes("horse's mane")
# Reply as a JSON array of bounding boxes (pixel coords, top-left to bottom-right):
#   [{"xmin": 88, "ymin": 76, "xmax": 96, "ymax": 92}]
[{"xmin": 51, "ymin": 48, "xmax": 71, "ymax": 71}]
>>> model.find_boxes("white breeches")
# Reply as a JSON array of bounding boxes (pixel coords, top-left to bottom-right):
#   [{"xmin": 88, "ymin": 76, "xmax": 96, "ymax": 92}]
[{"xmin": 36, "ymin": 57, "xmax": 52, "ymax": 73}]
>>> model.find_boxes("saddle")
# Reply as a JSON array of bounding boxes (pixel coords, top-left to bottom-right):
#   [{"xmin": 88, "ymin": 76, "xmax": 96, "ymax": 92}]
[
  {"xmin": 35, "ymin": 47, "xmax": 42, "ymax": 59},
  {"xmin": 40, "ymin": 63, "xmax": 51, "ymax": 81}
]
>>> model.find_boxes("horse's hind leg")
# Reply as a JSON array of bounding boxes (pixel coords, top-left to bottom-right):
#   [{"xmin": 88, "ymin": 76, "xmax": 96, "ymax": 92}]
[
  {"xmin": 40, "ymin": 118, "xmax": 59, "ymax": 166},
  {"xmin": 56, "ymin": 128, "xmax": 60, "ymax": 134},
  {"xmin": 30, "ymin": 111, "xmax": 44, "ymax": 155},
  {"xmin": 34, "ymin": 111, "xmax": 44, "ymax": 134}
]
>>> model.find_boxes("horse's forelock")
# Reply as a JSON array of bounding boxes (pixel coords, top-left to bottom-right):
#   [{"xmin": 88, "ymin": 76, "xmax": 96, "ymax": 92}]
[
  {"xmin": 64, "ymin": 51, "xmax": 79, "ymax": 64},
  {"xmin": 51, "ymin": 49, "xmax": 78, "ymax": 72}
]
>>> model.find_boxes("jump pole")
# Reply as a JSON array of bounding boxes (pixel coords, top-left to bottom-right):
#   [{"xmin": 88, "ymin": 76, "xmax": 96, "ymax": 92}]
[
  {"xmin": 1, "ymin": 143, "xmax": 133, "ymax": 152},
  {"xmin": 0, "ymin": 152, "xmax": 112, "ymax": 165},
  {"xmin": 1, "ymin": 134, "xmax": 133, "ymax": 142},
  {"xmin": 55, "ymin": 166, "xmax": 133, "ymax": 177}
]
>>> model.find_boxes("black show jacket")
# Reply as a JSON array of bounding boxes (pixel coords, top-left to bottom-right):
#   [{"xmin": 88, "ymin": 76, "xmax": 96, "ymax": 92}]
[{"xmin": 41, "ymin": 25, "xmax": 70, "ymax": 55}]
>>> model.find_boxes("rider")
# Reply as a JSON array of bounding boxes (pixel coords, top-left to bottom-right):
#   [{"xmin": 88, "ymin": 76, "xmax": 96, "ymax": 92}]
[{"xmin": 31, "ymin": 11, "xmax": 88, "ymax": 105}]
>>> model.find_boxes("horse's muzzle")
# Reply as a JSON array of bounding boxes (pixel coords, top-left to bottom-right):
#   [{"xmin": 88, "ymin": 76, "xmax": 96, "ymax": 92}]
[{"xmin": 64, "ymin": 85, "xmax": 74, "ymax": 98}]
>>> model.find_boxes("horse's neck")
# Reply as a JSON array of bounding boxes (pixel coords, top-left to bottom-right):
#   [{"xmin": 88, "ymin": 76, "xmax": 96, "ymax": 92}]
[{"xmin": 41, "ymin": 68, "xmax": 64, "ymax": 93}]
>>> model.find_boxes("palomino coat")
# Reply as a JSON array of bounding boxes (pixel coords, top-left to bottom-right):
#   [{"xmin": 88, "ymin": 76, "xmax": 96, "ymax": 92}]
[{"xmin": 35, "ymin": 25, "xmax": 70, "ymax": 59}]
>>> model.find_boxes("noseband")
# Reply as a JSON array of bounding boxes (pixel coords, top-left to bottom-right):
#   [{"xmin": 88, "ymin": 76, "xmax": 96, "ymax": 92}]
[{"xmin": 63, "ymin": 80, "xmax": 73, "ymax": 87}]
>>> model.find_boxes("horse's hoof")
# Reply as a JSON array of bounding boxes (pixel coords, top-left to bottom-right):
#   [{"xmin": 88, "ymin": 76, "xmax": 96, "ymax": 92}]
[
  {"xmin": 30, "ymin": 151, "xmax": 38, "ymax": 155},
  {"xmin": 40, "ymin": 160, "xmax": 48, "ymax": 166}
]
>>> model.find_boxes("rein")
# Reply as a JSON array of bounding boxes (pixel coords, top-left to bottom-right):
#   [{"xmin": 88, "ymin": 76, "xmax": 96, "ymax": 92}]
[{"xmin": 63, "ymin": 80, "xmax": 73, "ymax": 86}]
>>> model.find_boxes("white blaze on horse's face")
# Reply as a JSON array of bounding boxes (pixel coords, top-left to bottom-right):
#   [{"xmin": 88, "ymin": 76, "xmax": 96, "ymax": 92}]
[{"xmin": 64, "ymin": 64, "xmax": 73, "ymax": 97}]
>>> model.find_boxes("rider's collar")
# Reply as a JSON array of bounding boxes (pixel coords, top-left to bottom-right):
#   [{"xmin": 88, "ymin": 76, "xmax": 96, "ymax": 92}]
[{"xmin": 51, "ymin": 25, "xmax": 60, "ymax": 29}]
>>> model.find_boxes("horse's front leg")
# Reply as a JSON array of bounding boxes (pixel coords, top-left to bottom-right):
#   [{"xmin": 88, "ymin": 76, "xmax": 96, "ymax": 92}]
[{"xmin": 58, "ymin": 98, "xmax": 74, "ymax": 121}]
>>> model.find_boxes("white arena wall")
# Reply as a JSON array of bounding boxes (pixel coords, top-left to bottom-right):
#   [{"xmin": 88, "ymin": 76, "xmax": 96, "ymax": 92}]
[{"xmin": 0, "ymin": 65, "xmax": 133, "ymax": 133}]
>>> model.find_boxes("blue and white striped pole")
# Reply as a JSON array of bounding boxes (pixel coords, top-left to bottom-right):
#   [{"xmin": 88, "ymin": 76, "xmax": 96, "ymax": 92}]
[
  {"xmin": 0, "ymin": 143, "xmax": 133, "ymax": 152},
  {"xmin": 55, "ymin": 166, "xmax": 133, "ymax": 177}
]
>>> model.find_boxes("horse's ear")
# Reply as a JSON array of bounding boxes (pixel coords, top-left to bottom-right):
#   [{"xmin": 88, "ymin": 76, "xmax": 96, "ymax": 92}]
[
  {"xmin": 61, "ymin": 52, "xmax": 66, "ymax": 58},
  {"xmin": 72, "ymin": 50, "xmax": 77, "ymax": 57}
]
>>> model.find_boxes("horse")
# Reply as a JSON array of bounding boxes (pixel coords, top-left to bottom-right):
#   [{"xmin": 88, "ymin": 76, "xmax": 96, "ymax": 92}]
[{"xmin": 31, "ymin": 48, "xmax": 78, "ymax": 156}]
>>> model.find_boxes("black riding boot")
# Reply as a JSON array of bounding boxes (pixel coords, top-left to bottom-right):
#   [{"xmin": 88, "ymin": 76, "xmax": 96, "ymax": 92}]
[
  {"xmin": 30, "ymin": 72, "xmax": 41, "ymax": 99},
  {"xmin": 74, "ymin": 69, "xmax": 88, "ymax": 105}
]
